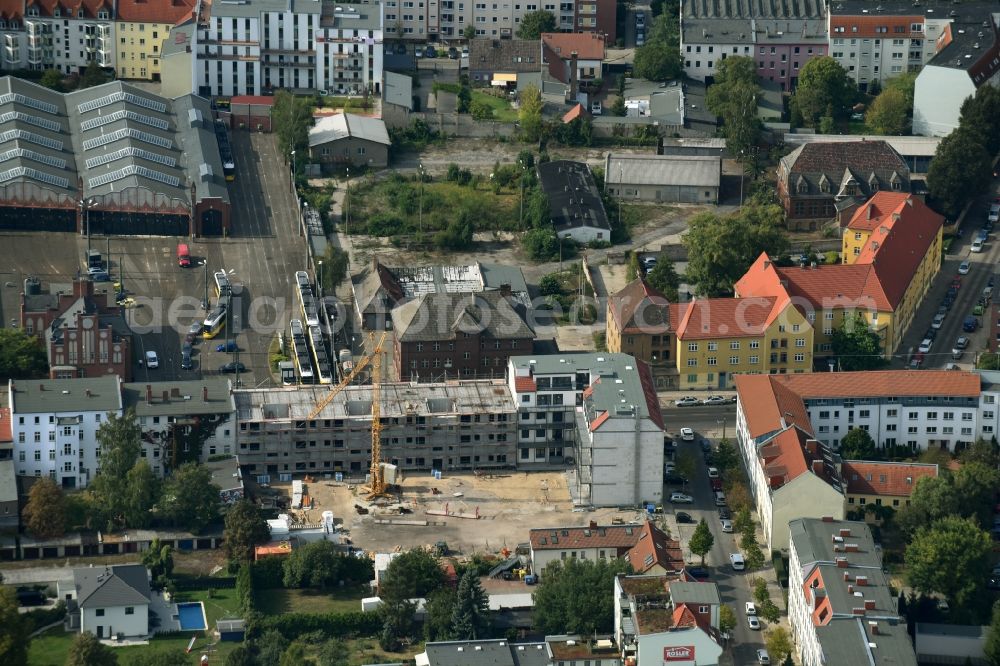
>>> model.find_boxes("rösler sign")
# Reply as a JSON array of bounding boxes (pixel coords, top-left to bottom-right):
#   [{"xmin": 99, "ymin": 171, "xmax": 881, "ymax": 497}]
[{"xmin": 663, "ymin": 645, "xmax": 695, "ymax": 661}]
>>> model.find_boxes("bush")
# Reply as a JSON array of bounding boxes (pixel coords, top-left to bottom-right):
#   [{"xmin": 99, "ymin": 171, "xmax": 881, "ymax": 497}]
[
  {"xmin": 772, "ymin": 552, "xmax": 789, "ymax": 589},
  {"xmin": 22, "ymin": 602, "xmax": 67, "ymax": 633},
  {"xmin": 173, "ymin": 576, "xmax": 237, "ymax": 591},
  {"xmin": 251, "ymin": 556, "xmax": 285, "ymax": 589},
  {"xmin": 236, "ymin": 564, "xmax": 254, "ymax": 614},
  {"xmin": 258, "ymin": 611, "xmax": 382, "ymax": 641}
]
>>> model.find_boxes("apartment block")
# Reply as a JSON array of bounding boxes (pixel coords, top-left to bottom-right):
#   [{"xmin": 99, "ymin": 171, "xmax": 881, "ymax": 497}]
[
  {"xmin": 193, "ymin": 0, "xmax": 382, "ymax": 98},
  {"xmin": 233, "ymin": 380, "xmax": 518, "ymax": 479},
  {"xmin": 9, "ymin": 376, "xmax": 123, "ymax": 489},
  {"xmin": 840, "ymin": 460, "xmax": 938, "ymax": 520},
  {"xmin": 115, "ymin": 0, "xmax": 195, "ymax": 81},
  {"xmin": 787, "ymin": 517, "xmax": 915, "ymax": 666},
  {"xmin": 508, "ymin": 353, "xmax": 664, "ymax": 506},
  {"xmin": 0, "ymin": 0, "xmax": 117, "ymax": 74}
]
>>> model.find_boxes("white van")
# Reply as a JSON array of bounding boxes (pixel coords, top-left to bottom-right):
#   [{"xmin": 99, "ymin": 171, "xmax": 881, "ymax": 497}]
[{"xmin": 145, "ymin": 351, "xmax": 159, "ymax": 369}]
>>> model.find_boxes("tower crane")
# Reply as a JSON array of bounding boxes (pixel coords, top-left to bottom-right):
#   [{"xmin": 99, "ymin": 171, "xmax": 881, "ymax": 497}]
[
  {"xmin": 365, "ymin": 337, "xmax": 387, "ymax": 499},
  {"xmin": 307, "ymin": 332, "xmax": 387, "ymax": 420}
]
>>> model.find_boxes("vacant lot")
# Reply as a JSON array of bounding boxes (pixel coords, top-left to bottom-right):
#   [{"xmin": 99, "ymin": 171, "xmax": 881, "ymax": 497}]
[{"xmin": 256, "ymin": 584, "xmax": 368, "ymax": 615}]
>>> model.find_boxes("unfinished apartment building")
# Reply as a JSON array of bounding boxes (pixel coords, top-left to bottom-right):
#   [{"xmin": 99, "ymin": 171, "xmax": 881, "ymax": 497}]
[{"xmin": 234, "ymin": 380, "xmax": 517, "ymax": 478}]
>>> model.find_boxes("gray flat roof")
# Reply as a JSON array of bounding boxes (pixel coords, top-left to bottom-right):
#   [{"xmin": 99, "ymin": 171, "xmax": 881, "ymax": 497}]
[
  {"xmin": 784, "ymin": 133, "xmax": 942, "ymax": 157},
  {"xmin": 319, "ymin": 1, "xmax": 382, "ymax": 29},
  {"xmin": 10, "ymin": 376, "xmax": 122, "ymax": 415},
  {"xmin": 0, "ymin": 460, "xmax": 16, "ymax": 503},
  {"xmin": 606, "ymin": 154, "xmax": 721, "ymax": 188},
  {"xmin": 423, "ymin": 640, "xmax": 517, "ymax": 666},
  {"xmin": 916, "ymin": 622, "xmax": 987, "ymax": 638},
  {"xmin": 123, "ymin": 379, "xmax": 235, "ymax": 417},
  {"xmin": 669, "ymin": 580, "xmax": 722, "ymax": 606}
]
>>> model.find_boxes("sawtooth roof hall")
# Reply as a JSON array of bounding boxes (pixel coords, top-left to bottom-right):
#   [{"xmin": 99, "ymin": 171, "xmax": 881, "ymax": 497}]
[{"xmin": 0, "ymin": 76, "xmax": 230, "ymax": 236}]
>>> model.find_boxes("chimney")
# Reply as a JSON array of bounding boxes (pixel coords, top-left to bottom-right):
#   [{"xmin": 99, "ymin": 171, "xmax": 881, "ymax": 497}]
[
  {"xmin": 569, "ymin": 50, "xmax": 579, "ymax": 101},
  {"xmin": 38, "ymin": 383, "xmax": 44, "ymax": 391},
  {"xmin": 843, "ymin": 571, "xmax": 850, "ymax": 582},
  {"xmin": 812, "ymin": 460, "xmax": 825, "ymax": 476},
  {"xmin": 85, "ymin": 389, "xmax": 91, "ymax": 397},
  {"xmin": 869, "ymin": 620, "xmax": 879, "ymax": 635},
  {"xmin": 836, "ymin": 557, "xmax": 849, "ymax": 568},
  {"xmin": 146, "ymin": 384, "xmax": 153, "ymax": 404},
  {"xmin": 852, "ymin": 607, "xmax": 865, "ymax": 616},
  {"xmin": 499, "ymin": 283, "xmax": 512, "ymax": 297},
  {"xmin": 589, "ymin": 520, "xmax": 598, "ymax": 529},
  {"xmin": 839, "ymin": 528, "xmax": 851, "ymax": 537},
  {"xmin": 821, "ymin": 516, "xmax": 834, "ymax": 522},
  {"xmin": 856, "ymin": 575, "xmax": 868, "ymax": 586},
  {"xmin": 73, "ymin": 277, "xmax": 94, "ymax": 300},
  {"xmin": 806, "ymin": 440, "xmax": 819, "ymax": 455},
  {"xmin": 763, "ymin": 260, "xmax": 770, "ymax": 269},
  {"xmin": 847, "ymin": 584, "xmax": 854, "ymax": 594},
  {"xmin": 845, "ymin": 543, "xmax": 860, "ymax": 552},
  {"xmin": 203, "ymin": 386, "xmax": 209, "ymax": 402},
  {"xmin": 864, "ymin": 599, "xmax": 876, "ymax": 611}
]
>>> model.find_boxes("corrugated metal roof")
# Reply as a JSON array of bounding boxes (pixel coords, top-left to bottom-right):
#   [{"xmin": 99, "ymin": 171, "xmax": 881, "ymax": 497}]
[
  {"xmin": 606, "ymin": 154, "xmax": 721, "ymax": 188},
  {"xmin": 308, "ymin": 113, "xmax": 390, "ymax": 148}
]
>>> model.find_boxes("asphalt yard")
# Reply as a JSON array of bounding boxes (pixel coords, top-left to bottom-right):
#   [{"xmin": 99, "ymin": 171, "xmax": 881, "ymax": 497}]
[{"xmin": 0, "ymin": 131, "xmax": 309, "ymax": 387}]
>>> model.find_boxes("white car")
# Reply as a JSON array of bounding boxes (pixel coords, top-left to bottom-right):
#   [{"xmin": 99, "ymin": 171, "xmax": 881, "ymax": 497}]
[
  {"xmin": 729, "ymin": 553, "xmax": 745, "ymax": 570},
  {"xmin": 721, "ymin": 519, "xmax": 733, "ymax": 533},
  {"xmin": 145, "ymin": 350, "xmax": 159, "ymax": 369},
  {"xmin": 748, "ymin": 615, "xmax": 761, "ymax": 630},
  {"xmin": 918, "ymin": 338, "xmax": 933, "ymax": 354},
  {"xmin": 973, "ymin": 239, "xmax": 985, "ymax": 253},
  {"xmin": 757, "ymin": 648, "xmax": 771, "ymax": 665},
  {"xmin": 707, "ymin": 466, "xmax": 720, "ymax": 479},
  {"xmin": 746, "ymin": 601, "xmax": 757, "ymax": 616},
  {"xmin": 670, "ymin": 492, "xmax": 694, "ymax": 504},
  {"xmin": 990, "ymin": 203, "xmax": 1000, "ymax": 224},
  {"xmin": 959, "ymin": 260, "xmax": 971, "ymax": 275},
  {"xmin": 590, "ymin": 100, "xmax": 602, "ymax": 115},
  {"xmin": 680, "ymin": 427, "xmax": 695, "ymax": 441},
  {"xmin": 702, "ymin": 395, "xmax": 729, "ymax": 405},
  {"xmin": 675, "ymin": 396, "xmax": 700, "ymax": 407},
  {"xmin": 932, "ymin": 313, "xmax": 946, "ymax": 330}
]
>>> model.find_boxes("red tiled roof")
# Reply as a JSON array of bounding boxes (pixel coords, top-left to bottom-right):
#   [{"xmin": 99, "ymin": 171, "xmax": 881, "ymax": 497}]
[
  {"xmin": 25, "ymin": 0, "xmax": 112, "ymax": 19},
  {"xmin": 841, "ymin": 460, "xmax": 938, "ymax": 497},
  {"xmin": 541, "ymin": 32, "xmax": 606, "ymax": 60},
  {"xmin": 231, "ymin": 95, "xmax": 276, "ymax": 106},
  {"xmin": 529, "ymin": 522, "xmax": 643, "ymax": 550},
  {"xmin": 514, "ymin": 376, "xmax": 536, "ymax": 393},
  {"xmin": 777, "ymin": 263, "xmax": 890, "ymax": 311},
  {"xmin": 116, "ymin": 0, "xmax": 194, "ymax": 22},
  {"xmin": 608, "ymin": 278, "xmax": 672, "ymax": 335},
  {"xmin": 0, "ymin": 0, "xmax": 23, "ymax": 19},
  {"xmin": 672, "ymin": 296, "xmax": 779, "ymax": 340},
  {"xmin": 773, "ymin": 370, "xmax": 981, "ymax": 399},
  {"xmin": 625, "ymin": 521, "xmax": 684, "ymax": 574},
  {"xmin": 846, "ymin": 191, "xmax": 911, "ymax": 231},
  {"xmin": 759, "ymin": 427, "xmax": 812, "ymax": 487},
  {"xmin": 636, "ymin": 360, "xmax": 666, "ymax": 431},
  {"xmin": 734, "ymin": 374, "xmax": 813, "ymax": 439},
  {"xmin": 562, "ymin": 103, "xmax": 585, "ymax": 124},
  {"xmin": 672, "ymin": 604, "xmax": 699, "ymax": 629},
  {"xmin": 0, "ymin": 407, "xmax": 10, "ymax": 444}
]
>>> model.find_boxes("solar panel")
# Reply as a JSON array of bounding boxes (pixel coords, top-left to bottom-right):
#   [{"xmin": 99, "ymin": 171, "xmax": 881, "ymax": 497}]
[
  {"xmin": 0, "ymin": 111, "xmax": 62, "ymax": 132},
  {"xmin": 0, "ymin": 166, "xmax": 69, "ymax": 188},
  {"xmin": 0, "ymin": 129, "xmax": 63, "ymax": 151},
  {"xmin": 88, "ymin": 163, "xmax": 180, "ymax": 189},
  {"xmin": 77, "ymin": 90, "xmax": 168, "ymax": 115},
  {"xmin": 82, "ymin": 127, "xmax": 173, "ymax": 151},
  {"xmin": 79, "ymin": 109, "xmax": 170, "ymax": 132},
  {"xmin": 0, "ymin": 93, "xmax": 59, "ymax": 115},
  {"xmin": 84, "ymin": 146, "xmax": 176, "ymax": 169},
  {"xmin": 0, "ymin": 147, "xmax": 67, "ymax": 169}
]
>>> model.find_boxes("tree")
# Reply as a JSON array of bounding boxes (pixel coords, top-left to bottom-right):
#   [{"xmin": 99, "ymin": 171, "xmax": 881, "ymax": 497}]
[
  {"xmin": 840, "ymin": 428, "xmax": 877, "ymax": 460},
  {"xmin": 522, "ymin": 228, "xmax": 562, "ymax": 261},
  {"xmin": 315, "ymin": 640, "xmax": 350, "ymax": 666},
  {"xmin": 744, "ymin": 542, "xmax": 766, "ymax": 571},
  {"xmin": 90, "ymin": 409, "xmax": 142, "ymax": 531},
  {"xmin": 380, "ymin": 548, "xmax": 445, "ymax": 602},
  {"xmin": 66, "ymin": 631, "xmax": 117, "ymax": 666},
  {"xmin": 866, "ymin": 87, "xmax": 909, "ymax": 135},
  {"xmin": 719, "ymin": 604, "xmax": 737, "ymax": 636},
  {"xmin": 156, "ymin": 463, "xmax": 220, "ymax": 533},
  {"xmin": 124, "ymin": 461, "xmax": 160, "ymax": 529},
  {"xmin": 457, "ymin": 80, "xmax": 471, "ymax": 114},
  {"xmin": 518, "ymin": 83, "xmax": 544, "ymax": 143},
  {"xmin": 515, "ymin": 10, "xmax": 555, "ymax": 38},
  {"xmin": 127, "ymin": 653, "xmax": 191, "ymax": 666},
  {"xmin": 282, "ymin": 540, "xmax": 373, "ymax": 589},
  {"xmin": 39, "ymin": 68, "xmax": 63, "ymax": 91},
  {"xmin": 953, "ymin": 462, "xmax": 1000, "ymax": 530},
  {"xmin": 0, "ymin": 588, "xmax": 28, "ymax": 666},
  {"xmin": 533, "ymin": 557, "xmax": 632, "ymax": 634},
  {"xmin": 469, "ymin": 99, "xmax": 494, "ymax": 121},
  {"xmin": 610, "ymin": 95, "xmax": 626, "ymax": 117},
  {"xmin": 831, "ymin": 313, "xmax": 888, "ymax": 372},
  {"xmin": 22, "ymin": 477, "xmax": 66, "ymax": 539},
  {"xmin": 675, "ymin": 451, "xmax": 698, "ymax": 487},
  {"xmin": 766, "ymin": 626, "xmax": 793, "ymax": 661},
  {"xmin": 0, "ymin": 328, "xmax": 48, "ymax": 382},
  {"xmin": 378, "ymin": 597, "xmax": 416, "ymax": 652},
  {"xmin": 280, "ymin": 642, "xmax": 314, "ymax": 666},
  {"xmin": 273, "ymin": 90, "xmax": 315, "ymax": 162},
  {"xmin": 252, "ymin": 630, "xmax": 290, "ymax": 666},
  {"xmin": 142, "ymin": 538, "xmax": 174, "ymax": 587},
  {"xmin": 906, "ymin": 516, "xmax": 992, "ymax": 609},
  {"xmin": 735, "ymin": 507, "xmax": 754, "ymax": 538},
  {"xmin": 424, "ymin": 587, "xmax": 458, "ymax": 642},
  {"xmin": 928, "ymin": 126, "xmax": 992, "ymax": 218},
  {"xmin": 633, "ymin": 41, "xmax": 682, "ymax": 82},
  {"xmin": 792, "ymin": 57, "xmax": 855, "ymax": 126},
  {"xmin": 985, "ymin": 600, "xmax": 1000, "ymax": 666},
  {"xmin": 898, "ymin": 475, "xmax": 960, "ymax": 535},
  {"xmin": 714, "ymin": 439, "xmax": 739, "ymax": 474},
  {"xmin": 224, "ymin": 500, "xmax": 271, "ymax": 562},
  {"xmin": 722, "ymin": 480, "xmax": 752, "ymax": 513},
  {"xmin": 645, "ymin": 259, "xmax": 680, "ymax": 302},
  {"xmin": 689, "ymin": 519, "xmax": 715, "ymax": 565},
  {"xmin": 683, "ymin": 205, "xmax": 788, "ymax": 296},
  {"xmin": 961, "ymin": 438, "xmax": 1000, "ymax": 468},
  {"xmin": 884, "ymin": 72, "xmax": 917, "ymax": 111},
  {"xmin": 979, "ymin": 353, "xmax": 1000, "ymax": 371},
  {"xmin": 759, "ymin": 598, "xmax": 780, "ymax": 623},
  {"xmin": 224, "ymin": 647, "xmax": 254, "ymax": 666},
  {"xmin": 705, "ymin": 57, "xmax": 761, "ymax": 157},
  {"xmin": 463, "ymin": 25, "xmax": 476, "ymax": 41},
  {"xmin": 80, "ymin": 61, "xmax": 109, "ymax": 89},
  {"xmin": 451, "ymin": 569, "xmax": 490, "ymax": 640},
  {"xmin": 959, "ymin": 84, "xmax": 1000, "ymax": 157},
  {"xmin": 752, "ymin": 577, "xmax": 769, "ymax": 605}
]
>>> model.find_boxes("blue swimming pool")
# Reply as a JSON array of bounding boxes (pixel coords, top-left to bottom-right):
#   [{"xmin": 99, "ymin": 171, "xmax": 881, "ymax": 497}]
[{"xmin": 176, "ymin": 602, "xmax": 207, "ymax": 631}]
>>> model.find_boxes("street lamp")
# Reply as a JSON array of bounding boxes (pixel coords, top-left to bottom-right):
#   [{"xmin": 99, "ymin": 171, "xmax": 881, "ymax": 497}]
[
  {"xmin": 79, "ymin": 198, "xmax": 97, "ymax": 252},
  {"xmin": 317, "ymin": 260, "xmax": 324, "ymax": 299},
  {"xmin": 418, "ymin": 163, "xmax": 424, "ymax": 234},
  {"xmin": 345, "ymin": 167, "xmax": 350, "ymax": 235},
  {"xmin": 518, "ymin": 159, "xmax": 525, "ymax": 228},
  {"xmin": 290, "ymin": 150, "xmax": 297, "ymax": 192},
  {"xmin": 717, "ymin": 416, "xmax": 727, "ymax": 441}
]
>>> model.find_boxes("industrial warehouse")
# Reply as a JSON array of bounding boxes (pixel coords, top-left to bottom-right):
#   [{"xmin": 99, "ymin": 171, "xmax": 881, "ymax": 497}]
[{"xmin": 0, "ymin": 76, "xmax": 231, "ymax": 236}]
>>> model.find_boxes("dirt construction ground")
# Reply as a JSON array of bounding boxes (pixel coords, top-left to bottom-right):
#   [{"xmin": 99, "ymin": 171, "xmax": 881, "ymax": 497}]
[{"xmin": 268, "ymin": 471, "xmax": 643, "ymax": 556}]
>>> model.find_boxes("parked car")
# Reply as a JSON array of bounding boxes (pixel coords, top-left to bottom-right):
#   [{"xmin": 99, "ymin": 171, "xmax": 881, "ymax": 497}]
[
  {"xmin": 424, "ymin": 45, "xmax": 437, "ymax": 58},
  {"xmin": 635, "ymin": 31, "xmax": 645, "ymax": 46},
  {"xmin": 591, "ymin": 100, "xmax": 602, "ymax": 115},
  {"xmin": 145, "ymin": 350, "xmax": 159, "ymax": 369},
  {"xmin": 932, "ymin": 313, "xmax": 946, "ymax": 329},
  {"xmin": 909, "ymin": 353, "xmax": 924, "ymax": 369},
  {"xmin": 680, "ymin": 427, "xmax": 695, "ymax": 441},
  {"xmin": 702, "ymin": 395, "xmax": 729, "ymax": 405},
  {"xmin": 718, "ymin": 507, "xmax": 732, "ymax": 520},
  {"xmin": 707, "ymin": 466, "xmax": 720, "ymax": 478},
  {"xmin": 955, "ymin": 336, "xmax": 970, "ymax": 350},
  {"xmin": 216, "ymin": 340, "xmax": 239, "ymax": 352},
  {"xmin": 675, "ymin": 396, "xmax": 700, "ymax": 407},
  {"xmin": 990, "ymin": 203, "xmax": 1000, "ymax": 223},
  {"xmin": 721, "ymin": 518, "xmax": 733, "ymax": 532},
  {"xmin": 959, "ymin": 260, "xmax": 971, "ymax": 275},
  {"xmin": 964, "ymin": 315, "xmax": 980, "ymax": 332},
  {"xmin": 746, "ymin": 601, "xmax": 757, "ymax": 615},
  {"xmin": 643, "ymin": 256, "xmax": 658, "ymax": 271},
  {"xmin": 676, "ymin": 512, "xmax": 694, "ymax": 524},
  {"xmin": 757, "ymin": 648, "xmax": 771, "ymax": 665},
  {"xmin": 748, "ymin": 615, "xmax": 761, "ymax": 630},
  {"xmin": 686, "ymin": 566, "xmax": 709, "ymax": 580},
  {"xmin": 730, "ymin": 553, "xmax": 745, "ymax": 570},
  {"xmin": 181, "ymin": 350, "xmax": 194, "ymax": 370},
  {"xmin": 448, "ymin": 46, "xmax": 459, "ymax": 59},
  {"xmin": 663, "ymin": 461, "xmax": 676, "ymax": 474},
  {"xmin": 974, "ymin": 303, "xmax": 986, "ymax": 316},
  {"xmin": 973, "ymin": 239, "xmax": 985, "ymax": 253},
  {"xmin": 670, "ymin": 492, "xmax": 694, "ymax": 504},
  {"xmin": 186, "ymin": 321, "xmax": 203, "ymax": 343},
  {"xmin": 918, "ymin": 338, "xmax": 933, "ymax": 354},
  {"xmin": 664, "ymin": 473, "xmax": 688, "ymax": 485},
  {"xmin": 219, "ymin": 361, "xmax": 247, "ymax": 374}
]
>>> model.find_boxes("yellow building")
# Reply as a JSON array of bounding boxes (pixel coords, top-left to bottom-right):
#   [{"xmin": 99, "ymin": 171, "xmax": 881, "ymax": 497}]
[
  {"xmin": 670, "ymin": 296, "xmax": 814, "ymax": 391},
  {"xmin": 737, "ymin": 192, "xmax": 943, "ymax": 358},
  {"xmin": 840, "ymin": 460, "xmax": 938, "ymax": 523},
  {"xmin": 116, "ymin": 0, "xmax": 194, "ymax": 81}
]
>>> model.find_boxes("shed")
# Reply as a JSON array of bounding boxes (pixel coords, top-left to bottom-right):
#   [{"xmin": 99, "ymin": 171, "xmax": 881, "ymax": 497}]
[
  {"xmin": 216, "ymin": 618, "xmax": 246, "ymax": 641},
  {"xmin": 308, "ymin": 113, "xmax": 391, "ymax": 171},
  {"xmin": 604, "ymin": 153, "xmax": 721, "ymax": 204}
]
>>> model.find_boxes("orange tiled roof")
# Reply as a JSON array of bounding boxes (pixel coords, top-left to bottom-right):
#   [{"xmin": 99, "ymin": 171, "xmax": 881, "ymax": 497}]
[
  {"xmin": 846, "ymin": 191, "xmax": 911, "ymax": 231},
  {"xmin": 672, "ymin": 296, "xmax": 779, "ymax": 340},
  {"xmin": 625, "ymin": 521, "xmax": 684, "ymax": 574},
  {"xmin": 830, "ymin": 14, "xmax": 921, "ymax": 39},
  {"xmin": 514, "ymin": 376, "xmax": 536, "ymax": 392},
  {"xmin": 772, "ymin": 369, "xmax": 981, "ymax": 399},
  {"xmin": 841, "ymin": 460, "xmax": 938, "ymax": 497},
  {"xmin": 758, "ymin": 427, "xmax": 812, "ymax": 486},
  {"xmin": 0, "ymin": 407, "xmax": 10, "ymax": 444},
  {"xmin": 116, "ymin": 0, "xmax": 194, "ymax": 23},
  {"xmin": 541, "ymin": 32, "xmax": 606, "ymax": 60},
  {"xmin": 25, "ymin": 0, "xmax": 112, "ymax": 19},
  {"xmin": 608, "ymin": 278, "xmax": 672, "ymax": 335},
  {"xmin": 530, "ymin": 522, "xmax": 643, "ymax": 551},
  {"xmin": 0, "ymin": 0, "xmax": 23, "ymax": 19},
  {"xmin": 733, "ymin": 374, "xmax": 813, "ymax": 439},
  {"xmin": 562, "ymin": 103, "xmax": 585, "ymax": 124}
]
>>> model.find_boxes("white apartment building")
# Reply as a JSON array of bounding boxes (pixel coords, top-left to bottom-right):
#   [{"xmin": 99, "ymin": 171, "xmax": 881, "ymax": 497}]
[
  {"xmin": 9, "ymin": 376, "xmax": 123, "ymax": 489},
  {"xmin": 787, "ymin": 518, "xmax": 916, "ymax": 666},
  {"xmin": 386, "ymin": 0, "xmax": 586, "ymax": 41},
  {"xmin": 508, "ymin": 353, "xmax": 664, "ymax": 507},
  {"xmin": 194, "ymin": 0, "xmax": 382, "ymax": 98},
  {"xmin": 0, "ymin": 0, "xmax": 117, "ymax": 74}
]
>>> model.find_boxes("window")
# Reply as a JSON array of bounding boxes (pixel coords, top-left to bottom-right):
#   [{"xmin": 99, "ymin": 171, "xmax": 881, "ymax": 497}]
[
  {"xmin": 794, "ymin": 353, "xmax": 805, "ymax": 362},
  {"xmin": 749, "ymin": 355, "xmax": 759, "ymax": 364},
  {"xmin": 688, "ymin": 343, "xmax": 698, "ymax": 352},
  {"xmin": 729, "ymin": 356, "xmax": 739, "ymax": 365},
  {"xmin": 795, "ymin": 338, "xmax": 805, "ymax": 347},
  {"xmin": 730, "ymin": 341, "xmax": 740, "ymax": 349},
  {"xmin": 96, "ymin": 609, "xmax": 105, "ymax": 617},
  {"xmin": 708, "ymin": 342, "xmax": 718, "ymax": 351},
  {"xmin": 707, "ymin": 357, "xmax": 717, "ymax": 366},
  {"xmin": 749, "ymin": 340, "xmax": 759, "ymax": 349}
]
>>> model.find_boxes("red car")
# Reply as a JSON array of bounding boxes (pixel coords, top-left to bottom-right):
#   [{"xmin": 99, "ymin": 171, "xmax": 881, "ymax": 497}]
[{"xmin": 952, "ymin": 277, "xmax": 963, "ymax": 290}]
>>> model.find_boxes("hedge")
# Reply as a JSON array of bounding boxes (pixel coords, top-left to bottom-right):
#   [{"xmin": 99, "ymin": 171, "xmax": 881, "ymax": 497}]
[
  {"xmin": 173, "ymin": 576, "xmax": 236, "ymax": 591},
  {"xmin": 23, "ymin": 603, "xmax": 67, "ymax": 633},
  {"xmin": 772, "ymin": 551, "xmax": 789, "ymax": 589},
  {"xmin": 258, "ymin": 611, "xmax": 382, "ymax": 641}
]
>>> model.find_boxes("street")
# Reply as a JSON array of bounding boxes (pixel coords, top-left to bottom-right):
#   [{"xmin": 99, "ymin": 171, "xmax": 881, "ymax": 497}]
[{"xmin": 661, "ymin": 403, "xmax": 768, "ymax": 664}]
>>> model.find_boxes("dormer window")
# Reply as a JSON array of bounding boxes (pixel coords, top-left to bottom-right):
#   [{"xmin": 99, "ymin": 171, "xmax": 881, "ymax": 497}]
[
  {"xmin": 97, "ymin": 9, "xmax": 109, "ymax": 19},
  {"xmin": 53, "ymin": 7, "xmax": 60, "ymax": 16},
  {"xmin": 27, "ymin": 7, "xmax": 38, "ymax": 16},
  {"xmin": 78, "ymin": 8, "xmax": 84, "ymax": 17},
  {"xmin": 819, "ymin": 176, "xmax": 831, "ymax": 194},
  {"xmin": 0, "ymin": 20, "xmax": 6, "ymax": 29}
]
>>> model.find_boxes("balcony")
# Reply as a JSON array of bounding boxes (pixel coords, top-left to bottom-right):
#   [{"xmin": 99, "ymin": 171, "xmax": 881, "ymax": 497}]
[
  {"xmin": 27, "ymin": 47, "xmax": 52, "ymax": 65},
  {"xmin": 3, "ymin": 48, "xmax": 20, "ymax": 67},
  {"xmin": 262, "ymin": 46, "xmax": 316, "ymax": 56},
  {"xmin": 96, "ymin": 49, "xmax": 112, "ymax": 67}
]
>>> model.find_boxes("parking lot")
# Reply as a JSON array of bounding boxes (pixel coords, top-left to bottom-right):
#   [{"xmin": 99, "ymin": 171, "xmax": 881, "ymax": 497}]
[{"xmin": 0, "ymin": 131, "xmax": 310, "ymax": 386}]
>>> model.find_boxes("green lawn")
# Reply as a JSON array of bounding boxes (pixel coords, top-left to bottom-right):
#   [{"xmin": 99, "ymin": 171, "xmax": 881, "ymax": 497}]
[
  {"xmin": 470, "ymin": 90, "xmax": 519, "ymax": 122},
  {"xmin": 255, "ymin": 584, "xmax": 368, "ymax": 615}
]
